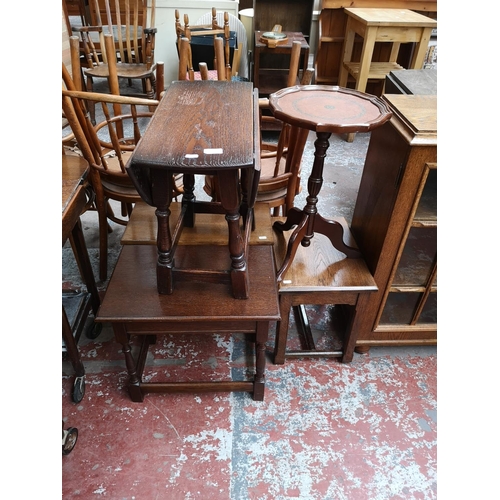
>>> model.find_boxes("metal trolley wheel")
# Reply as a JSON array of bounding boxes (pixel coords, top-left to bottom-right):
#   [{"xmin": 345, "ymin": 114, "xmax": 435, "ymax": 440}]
[
  {"xmin": 85, "ymin": 319, "xmax": 102, "ymax": 340},
  {"xmin": 72, "ymin": 375, "xmax": 85, "ymax": 403},
  {"xmin": 62, "ymin": 427, "xmax": 78, "ymax": 455}
]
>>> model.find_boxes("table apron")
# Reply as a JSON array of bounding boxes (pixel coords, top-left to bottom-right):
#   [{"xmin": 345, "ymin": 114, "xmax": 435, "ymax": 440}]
[
  {"xmin": 284, "ymin": 291, "xmax": 364, "ymax": 306},
  {"xmin": 117, "ymin": 320, "xmax": 268, "ymax": 335}
]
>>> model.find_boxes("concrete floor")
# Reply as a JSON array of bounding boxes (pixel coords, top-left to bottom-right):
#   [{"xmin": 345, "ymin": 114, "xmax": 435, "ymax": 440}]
[{"xmin": 62, "ymin": 126, "xmax": 437, "ymax": 499}]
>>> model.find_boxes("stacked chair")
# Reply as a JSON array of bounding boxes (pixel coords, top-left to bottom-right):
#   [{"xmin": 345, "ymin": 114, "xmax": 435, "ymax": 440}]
[
  {"xmin": 175, "ymin": 8, "xmax": 237, "ymax": 82},
  {"xmin": 75, "ymin": 0, "xmax": 158, "ymax": 124},
  {"xmin": 63, "ymin": 33, "xmax": 166, "ymax": 280}
]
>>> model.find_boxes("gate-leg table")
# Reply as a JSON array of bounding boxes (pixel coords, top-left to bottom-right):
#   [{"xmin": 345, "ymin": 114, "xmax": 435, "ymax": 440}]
[
  {"xmin": 269, "ymin": 85, "xmax": 392, "ymax": 281},
  {"xmin": 126, "ymin": 80, "xmax": 260, "ymax": 299}
]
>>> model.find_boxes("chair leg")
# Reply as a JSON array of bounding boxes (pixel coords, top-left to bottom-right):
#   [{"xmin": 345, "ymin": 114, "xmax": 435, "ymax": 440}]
[
  {"xmin": 146, "ymin": 76, "xmax": 157, "ymax": 112},
  {"xmin": 144, "ymin": 76, "xmax": 155, "ymax": 100},
  {"xmin": 120, "ymin": 202, "xmax": 133, "ymax": 218},
  {"xmin": 105, "ymin": 201, "xmax": 115, "ymax": 233},
  {"xmin": 274, "ymin": 294, "xmax": 292, "ymax": 365},
  {"xmin": 68, "ymin": 233, "xmax": 85, "ymax": 282},
  {"xmin": 90, "ymin": 175, "xmax": 109, "ymax": 282},
  {"xmin": 86, "ymin": 76, "xmax": 96, "ymax": 125},
  {"xmin": 99, "ymin": 204, "xmax": 108, "ymax": 281}
]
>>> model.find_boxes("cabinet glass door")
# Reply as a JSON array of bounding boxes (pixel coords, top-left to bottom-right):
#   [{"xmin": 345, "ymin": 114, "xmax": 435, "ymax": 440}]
[{"xmin": 377, "ymin": 163, "xmax": 437, "ymax": 328}]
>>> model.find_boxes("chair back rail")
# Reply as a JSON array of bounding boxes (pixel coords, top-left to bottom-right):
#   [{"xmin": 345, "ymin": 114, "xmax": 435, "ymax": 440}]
[
  {"xmin": 62, "ymin": 45, "xmax": 164, "ymax": 280},
  {"xmin": 175, "ymin": 8, "xmax": 233, "ymax": 81}
]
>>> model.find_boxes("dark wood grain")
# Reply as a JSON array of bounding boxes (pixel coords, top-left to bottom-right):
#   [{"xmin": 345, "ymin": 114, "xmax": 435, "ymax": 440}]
[
  {"xmin": 272, "ymin": 219, "xmax": 377, "ymax": 365},
  {"xmin": 96, "ymin": 244, "xmax": 279, "ymax": 401},
  {"xmin": 128, "ymin": 81, "xmax": 254, "ymax": 174},
  {"xmin": 349, "ymin": 94, "xmax": 437, "ymax": 353},
  {"xmin": 269, "ymin": 86, "xmax": 392, "ymax": 281},
  {"xmin": 253, "ymin": 0, "xmax": 314, "ymax": 35},
  {"xmin": 125, "ymin": 81, "xmax": 259, "ymax": 299}
]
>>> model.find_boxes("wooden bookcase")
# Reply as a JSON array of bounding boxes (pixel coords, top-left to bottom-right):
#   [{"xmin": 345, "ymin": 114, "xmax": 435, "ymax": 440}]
[
  {"xmin": 347, "ymin": 94, "xmax": 437, "ymax": 354},
  {"xmin": 315, "ymin": 0, "xmax": 437, "ymax": 92}
]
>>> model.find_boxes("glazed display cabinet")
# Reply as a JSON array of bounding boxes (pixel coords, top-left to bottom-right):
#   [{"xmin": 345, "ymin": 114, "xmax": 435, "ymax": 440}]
[{"xmin": 348, "ymin": 93, "xmax": 437, "ymax": 354}]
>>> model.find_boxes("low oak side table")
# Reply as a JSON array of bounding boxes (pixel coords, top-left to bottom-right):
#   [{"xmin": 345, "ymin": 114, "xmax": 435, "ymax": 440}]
[{"xmin": 96, "ymin": 244, "xmax": 280, "ymax": 402}]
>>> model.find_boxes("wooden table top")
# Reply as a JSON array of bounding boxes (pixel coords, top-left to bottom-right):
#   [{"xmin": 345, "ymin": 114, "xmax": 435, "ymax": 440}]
[
  {"xmin": 254, "ymin": 31, "xmax": 309, "ymax": 50},
  {"xmin": 62, "ymin": 154, "xmax": 88, "ymax": 215},
  {"xmin": 387, "ymin": 69, "xmax": 437, "ymax": 95},
  {"xmin": 127, "ymin": 80, "xmax": 255, "ymax": 175},
  {"xmin": 269, "ymin": 85, "xmax": 392, "ymax": 134},
  {"xmin": 96, "ymin": 244, "xmax": 280, "ymax": 323},
  {"xmin": 382, "ymin": 94, "xmax": 437, "ymax": 143},
  {"xmin": 274, "ymin": 217, "xmax": 377, "ymax": 293},
  {"xmin": 343, "ymin": 8, "xmax": 437, "ymax": 27}
]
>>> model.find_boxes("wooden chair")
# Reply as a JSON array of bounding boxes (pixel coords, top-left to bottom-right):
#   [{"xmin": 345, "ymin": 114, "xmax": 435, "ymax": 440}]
[
  {"xmin": 256, "ymin": 42, "xmax": 314, "ymax": 215},
  {"xmin": 195, "ymin": 8, "xmax": 248, "ymax": 79},
  {"xmin": 177, "ymin": 36, "xmax": 229, "ymax": 81},
  {"xmin": 76, "ymin": 0, "xmax": 157, "ymax": 123},
  {"xmin": 205, "ymin": 42, "xmax": 314, "ymax": 217},
  {"xmin": 175, "ymin": 8, "xmax": 237, "ymax": 81},
  {"xmin": 62, "ymin": 33, "xmax": 167, "ymax": 280},
  {"xmin": 272, "ymin": 222, "xmax": 378, "ymax": 365}
]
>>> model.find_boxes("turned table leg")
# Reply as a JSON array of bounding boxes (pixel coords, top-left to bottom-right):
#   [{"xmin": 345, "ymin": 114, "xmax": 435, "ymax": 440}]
[
  {"xmin": 217, "ymin": 169, "xmax": 250, "ymax": 299},
  {"xmin": 253, "ymin": 321, "xmax": 269, "ymax": 401},
  {"xmin": 274, "ymin": 132, "xmax": 360, "ymax": 281},
  {"xmin": 113, "ymin": 323, "xmax": 144, "ymax": 402}
]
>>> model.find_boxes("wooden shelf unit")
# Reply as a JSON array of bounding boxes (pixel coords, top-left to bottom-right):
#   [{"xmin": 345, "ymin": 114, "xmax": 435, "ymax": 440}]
[
  {"xmin": 315, "ymin": 0, "xmax": 437, "ymax": 93},
  {"xmin": 252, "ymin": 0, "xmax": 314, "ymax": 73},
  {"xmin": 253, "ymin": 0, "xmax": 314, "ymax": 38},
  {"xmin": 349, "ymin": 94, "xmax": 437, "ymax": 352}
]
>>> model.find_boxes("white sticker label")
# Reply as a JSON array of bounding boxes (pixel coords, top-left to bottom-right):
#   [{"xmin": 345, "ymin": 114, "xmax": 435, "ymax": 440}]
[
  {"xmin": 258, "ymin": 236, "xmax": 267, "ymax": 240},
  {"xmin": 204, "ymin": 148, "xmax": 223, "ymax": 154},
  {"xmin": 185, "ymin": 154, "xmax": 199, "ymax": 159}
]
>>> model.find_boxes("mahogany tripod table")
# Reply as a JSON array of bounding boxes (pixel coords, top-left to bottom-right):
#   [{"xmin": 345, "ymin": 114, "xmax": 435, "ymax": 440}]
[{"xmin": 269, "ymin": 85, "xmax": 392, "ymax": 281}]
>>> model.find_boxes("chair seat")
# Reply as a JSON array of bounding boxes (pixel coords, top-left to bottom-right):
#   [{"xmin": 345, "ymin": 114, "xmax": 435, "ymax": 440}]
[
  {"xmin": 203, "ymin": 144, "xmax": 297, "ymax": 206},
  {"xmin": 97, "ymin": 152, "xmax": 142, "ymax": 199},
  {"xmin": 101, "ymin": 178, "xmax": 141, "ymax": 199},
  {"xmin": 85, "ymin": 63, "xmax": 154, "ymax": 80},
  {"xmin": 188, "ymin": 69, "xmax": 219, "ymax": 81},
  {"xmin": 255, "ymin": 187, "xmax": 288, "ymax": 203},
  {"xmin": 255, "ymin": 155, "xmax": 289, "ymax": 204},
  {"xmin": 260, "ymin": 146, "xmax": 286, "ymax": 178}
]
